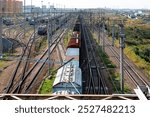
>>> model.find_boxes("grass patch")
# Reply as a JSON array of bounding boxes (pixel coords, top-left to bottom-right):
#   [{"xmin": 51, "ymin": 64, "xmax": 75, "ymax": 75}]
[
  {"xmin": 92, "ymin": 32, "xmax": 116, "ymax": 68},
  {"xmin": 64, "ymin": 30, "xmax": 72, "ymax": 48},
  {"xmin": 39, "ymin": 69, "xmax": 56, "ymax": 94},
  {"xmin": 91, "ymin": 32, "xmax": 121, "ymax": 93},
  {"xmin": 124, "ymin": 46, "xmax": 150, "ymax": 77},
  {"xmin": 97, "ymin": 46, "xmax": 116, "ymax": 68},
  {"xmin": 0, "ymin": 53, "xmax": 13, "ymax": 69},
  {"xmin": 111, "ymin": 35, "xmax": 150, "ymax": 77},
  {"xmin": 92, "ymin": 32, "xmax": 132, "ymax": 93},
  {"xmin": 110, "ymin": 70, "xmax": 120, "ymax": 93},
  {"xmin": 124, "ymin": 84, "xmax": 132, "ymax": 93},
  {"xmin": 110, "ymin": 17, "xmax": 150, "ymax": 78},
  {"xmin": 110, "ymin": 37, "xmax": 150, "ymax": 78},
  {"xmin": 110, "ymin": 70, "xmax": 132, "ymax": 93},
  {"xmin": 0, "ymin": 60, "xmax": 11, "ymax": 70},
  {"xmin": 35, "ymin": 36, "xmax": 47, "ymax": 52},
  {"xmin": 0, "ymin": 61, "xmax": 6, "ymax": 68},
  {"xmin": 39, "ymin": 77, "xmax": 55, "ymax": 94},
  {"xmin": 23, "ymin": 29, "xmax": 34, "ymax": 40}
]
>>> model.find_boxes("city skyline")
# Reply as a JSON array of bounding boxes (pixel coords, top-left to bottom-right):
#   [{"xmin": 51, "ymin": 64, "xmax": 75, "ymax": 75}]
[{"xmin": 24, "ymin": 0, "xmax": 150, "ymax": 9}]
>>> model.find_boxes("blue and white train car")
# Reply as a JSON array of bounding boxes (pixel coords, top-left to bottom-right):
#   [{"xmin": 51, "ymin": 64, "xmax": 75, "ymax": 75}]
[{"xmin": 53, "ymin": 64, "xmax": 82, "ymax": 94}]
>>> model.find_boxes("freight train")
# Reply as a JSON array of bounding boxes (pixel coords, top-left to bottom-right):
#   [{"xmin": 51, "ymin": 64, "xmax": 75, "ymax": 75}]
[
  {"xmin": 37, "ymin": 25, "xmax": 47, "ymax": 35},
  {"xmin": 37, "ymin": 15, "xmax": 68, "ymax": 36},
  {"xmin": 3, "ymin": 19, "xmax": 14, "ymax": 26},
  {"xmin": 53, "ymin": 17, "xmax": 82, "ymax": 94},
  {"xmin": 37, "ymin": 23, "xmax": 60, "ymax": 36}
]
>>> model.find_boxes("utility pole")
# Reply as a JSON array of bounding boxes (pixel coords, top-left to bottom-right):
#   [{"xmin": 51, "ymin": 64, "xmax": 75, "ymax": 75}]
[
  {"xmin": 98, "ymin": 11, "xmax": 100, "ymax": 45},
  {"xmin": 48, "ymin": 2, "xmax": 50, "ymax": 13},
  {"xmin": 47, "ymin": 6, "xmax": 52, "ymax": 76},
  {"xmin": 24, "ymin": 0, "xmax": 26, "ymax": 40},
  {"xmin": 0, "ymin": 2, "xmax": 3, "ymax": 59},
  {"xmin": 119, "ymin": 23, "xmax": 125, "ymax": 94},
  {"xmin": 13, "ymin": 0, "xmax": 15, "ymax": 16},
  {"xmin": 107, "ymin": 18, "xmax": 110, "ymax": 36},
  {"xmin": 33, "ymin": 15, "xmax": 35, "ymax": 48},
  {"xmin": 100, "ymin": 9, "xmax": 106, "ymax": 52},
  {"xmin": 90, "ymin": 11, "xmax": 92, "ymax": 29},
  {"xmin": 102, "ymin": 19, "xmax": 105, "ymax": 52},
  {"xmin": 99, "ymin": 9, "xmax": 102, "ymax": 45},
  {"xmin": 61, "ymin": 4, "xmax": 62, "ymax": 16},
  {"xmin": 92, "ymin": 12, "xmax": 94, "ymax": 33},
  {"xmin": 112, "ymin": 20, "xmax": 115, "ymax": 46},
  {"xmin": 64, "ymin": 5, "xmax": 67, "ymax": 25},
  {"xmin": 54, "ymin": 4, "xmax": 57, "ymax": 32},
  {"xmin": 31, "ymin": 0, "xmax": 33, "ymax": 13},
  {"xmin": 41, "ymin": 0, "xmax": 43, "ymax": 16}
]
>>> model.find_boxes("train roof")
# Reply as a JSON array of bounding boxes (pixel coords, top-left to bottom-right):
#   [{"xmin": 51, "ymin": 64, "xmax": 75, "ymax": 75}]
[
  {"xmin": 72, "ymin": 31, "xmax": 80, "ymax": 38},
  {"xmin": 64, "ymin": 60, "xmax": 79, "ymax": 68},
  {"xmin": 66, "ymin": 48, "xmax": 79, "ymax": 56},
  {"xmin": 53, "ymin": 90, "xmax": 76, "ymax": 95},
  {"xmin": 53, "ymin": 64, "xmax": 82, "ymax": 87},
  {"xmin": 67, "ymin": 39, "xmax": 80, "ymax": 48},
  {"xmin": 38, "ymin": 25, "xmax": 47, "ymax": 28}
]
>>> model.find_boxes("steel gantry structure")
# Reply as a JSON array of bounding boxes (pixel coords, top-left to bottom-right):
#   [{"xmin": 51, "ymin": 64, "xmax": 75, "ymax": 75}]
[{"xmin": 0, "ymin": 86, "xmax": 150, "ymax": 100}]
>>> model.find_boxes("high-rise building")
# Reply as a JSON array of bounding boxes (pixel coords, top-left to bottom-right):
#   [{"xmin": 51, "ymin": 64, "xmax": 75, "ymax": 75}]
[{"xmin": 0, "ymin": 0, "xmax": 23, "ymax": 14}]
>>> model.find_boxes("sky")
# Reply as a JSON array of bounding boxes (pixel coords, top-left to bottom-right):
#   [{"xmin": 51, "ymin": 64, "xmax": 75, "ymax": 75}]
[{"xmin": 24, "ymin": 0, "xmax": 150, "ymax": 9}]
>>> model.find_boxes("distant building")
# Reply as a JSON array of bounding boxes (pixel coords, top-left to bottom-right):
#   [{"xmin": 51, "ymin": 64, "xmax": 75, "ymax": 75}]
[
  {"xmin": 24, "ymin": 5, "xmax": 35, "ymax": 13},
  {"xmin": 32, "ymin": 7, "xmax": 41, "ymax": 13},
  {"xmin": 50, "ymin": 5, "xmax": 54, "ymax": 9},
  {"xmin": 0, "ymin": 0, "xmax": 23, "ymax": 14},
  {"xmin": 24, "ymin": 5, "xmax": 55, "ymax": 13},
  {"xmin": 24, "ymin": 5, "xmax": 41, "ymax": 13},
  {"xmin": 42, "ymin": 5, "xmax": 47, "ymax": 13}
]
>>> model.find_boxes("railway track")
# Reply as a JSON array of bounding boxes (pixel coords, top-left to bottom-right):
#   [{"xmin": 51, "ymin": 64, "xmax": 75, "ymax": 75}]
[
  {"xmin": 56, "ymin": 44, "xmax": 64, "ymax": 65},
  {"xmin": 56, "ymin": 17, "xmax": 79, "ymax": 66},
  {"xmin": 23, "ymin": 29, "xmax": 66, "ymax": 94},
  {"xmin": 2, "ymin": 24, "xmax": 33, "ymax": 48},
  {"xmin": 22, "ymin": 17, "xmax": 79, "ymax": 94},
  {"xmin": 93, "ymin": 24, "xmax": 150, "ymax": 90},
  {"xmin": 2, "ymin": 15, "xmax": 79, "ymax": 95},
  {"xmin": 106, "ymin": 39, "xmax": 150, "ymax": 87},
  {"xmin": 14, "ymin": 30, "xmax": 38, "ymax": 93},
  {"xmin": 3, "ymin": 28, "xmax": 67, "ymax": 94},
  {"xmin": 18, "ymin": 29, "xmax": 66, "ymax": 94},
  {"xmin": 3, "ymin": 14, "xmax": 74, "ymax": 93},
  {"xmin": 82, "ymin": 23, "xmax": 108, "ymax": 94},
  {"xmin": 3, "ymin": 30, "xmax": 38, "ymax": 94},
  {"xmin": 3, "ymin": 23, "xmax": 24, "ymax": 38}
]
